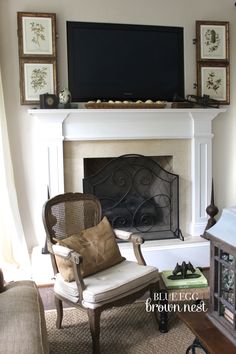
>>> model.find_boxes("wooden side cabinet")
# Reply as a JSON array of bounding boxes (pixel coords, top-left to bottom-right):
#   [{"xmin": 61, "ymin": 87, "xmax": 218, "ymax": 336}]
[{"xmin": 206, "ymin": 207, "xmax": 236, "ymax": 346}]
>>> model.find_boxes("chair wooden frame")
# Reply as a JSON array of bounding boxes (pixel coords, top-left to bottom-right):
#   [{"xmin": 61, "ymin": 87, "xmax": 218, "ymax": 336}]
[{"xmin": 42, "ymin": 192, "xmax": 159, "ymax": 354}]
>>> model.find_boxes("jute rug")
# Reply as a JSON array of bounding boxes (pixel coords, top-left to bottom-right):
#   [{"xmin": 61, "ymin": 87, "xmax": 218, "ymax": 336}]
[{"xmin": 45, "ymin": 303, "xmax": 204, "ymax": 354}]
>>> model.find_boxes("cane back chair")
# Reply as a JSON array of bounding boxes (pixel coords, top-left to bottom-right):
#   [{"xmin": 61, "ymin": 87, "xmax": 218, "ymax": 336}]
[{"xmin": 42, "ymin": 192, "xmax": 160, "ymax": 354}]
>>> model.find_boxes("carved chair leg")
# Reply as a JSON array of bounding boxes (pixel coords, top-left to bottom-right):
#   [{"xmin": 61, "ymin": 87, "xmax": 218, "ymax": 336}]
[
  {"xmin": 55, "ymin": 296, "xmax": 63, "ymax": 329},
  {"xmin": 87, "ymin": 308, "xmax": 102, "ymax": 354}
]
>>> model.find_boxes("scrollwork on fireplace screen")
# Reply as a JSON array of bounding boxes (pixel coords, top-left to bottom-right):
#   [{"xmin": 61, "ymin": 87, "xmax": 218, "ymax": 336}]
[{"xmin": 83, "ymin": 154, "xmax": 183, "ymax": 241}]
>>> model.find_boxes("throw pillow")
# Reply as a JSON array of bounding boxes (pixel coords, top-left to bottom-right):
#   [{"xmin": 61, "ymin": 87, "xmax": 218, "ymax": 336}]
[{"xmin": 55, "ymin": 216, "xmax": 124, "ymax": 281}]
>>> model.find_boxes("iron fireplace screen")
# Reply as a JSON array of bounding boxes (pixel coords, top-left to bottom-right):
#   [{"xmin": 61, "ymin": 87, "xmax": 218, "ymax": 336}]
[{"xmin": 83, "ymin": 154, "xmax": 182, "ymax": 240}]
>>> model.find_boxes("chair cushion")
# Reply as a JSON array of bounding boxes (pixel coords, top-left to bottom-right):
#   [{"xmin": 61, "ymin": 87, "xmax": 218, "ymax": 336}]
[
  {"xmin": 55, "ymin": 216, "xmax": 124, "ymax": 280},
  {"xmin": 54, "ymin": 260, "xmax": 159, "ymax": 308}
]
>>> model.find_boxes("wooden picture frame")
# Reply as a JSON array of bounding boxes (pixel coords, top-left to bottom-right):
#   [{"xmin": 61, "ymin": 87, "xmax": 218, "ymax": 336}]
[
  {"xmin": 20, "ymin": 58, "xmax": 57, "ymax": 105},
  {"xmin": 17, "ymin": 12, "xmax": 57, "ymax": 105},
  {"xmin": 196, "ymin": 21, "xmax": 229, "ymax": 61},
  {"xmin": 17, "ymin": 12, "xmax": 56, "ymax": 57},
  {"xmin": 197, "ymin": 62, "xmax": 230, "ymax": 104}
]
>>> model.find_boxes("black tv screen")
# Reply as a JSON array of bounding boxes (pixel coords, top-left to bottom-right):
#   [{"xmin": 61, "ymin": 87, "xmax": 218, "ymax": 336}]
[{"xmin": 67, "ymin": 21, "xmax": 185, "ymax": 102}]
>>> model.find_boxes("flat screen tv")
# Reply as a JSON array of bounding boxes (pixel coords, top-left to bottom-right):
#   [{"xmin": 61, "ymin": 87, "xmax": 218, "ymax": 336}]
[{"xmin": 67, "ymin": 21, "xmax": 185, "ymax": 102}]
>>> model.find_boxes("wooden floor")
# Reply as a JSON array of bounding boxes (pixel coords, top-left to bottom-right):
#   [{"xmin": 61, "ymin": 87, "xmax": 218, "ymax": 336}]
[
  {"xmin": 38, "ymin": 284, "xmax": 74, "ymax": 310},
  {"xmin": 38, "ymin": 285, "xmax": 55, "ymax": 310}
]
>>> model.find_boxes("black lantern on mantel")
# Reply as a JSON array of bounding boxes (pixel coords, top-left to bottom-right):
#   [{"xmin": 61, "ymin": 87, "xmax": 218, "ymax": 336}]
[{"xmin": 205, "ymin": 207, "xmax": 236, "ymax": 345}]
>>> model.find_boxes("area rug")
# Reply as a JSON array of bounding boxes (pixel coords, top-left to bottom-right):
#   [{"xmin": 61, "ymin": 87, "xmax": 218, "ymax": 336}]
[{"xmin": 45, "ymin": 303, "xmax": 204, "ymax": 354}]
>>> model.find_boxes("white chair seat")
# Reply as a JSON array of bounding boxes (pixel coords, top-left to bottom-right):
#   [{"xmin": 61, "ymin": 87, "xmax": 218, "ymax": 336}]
[{"xmin": 54, "ymin": 260, "xmax": 159, "ymax": 308}]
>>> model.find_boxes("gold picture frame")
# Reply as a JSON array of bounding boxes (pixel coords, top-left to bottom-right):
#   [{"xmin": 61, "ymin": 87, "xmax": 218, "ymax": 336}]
[
  {"xmin": 20, "ymin": 58, "xmax": 57, "ymax": 105},
  {"xmin": 196, "ymin": 21, "xmax": 229, "ymax": 62},
  {"xmin": 197, "ymin": 62, "xmax": 230, "ymax": 104},
  {"xmin": 17, "ymin": 12, "xmax": 56, "ymax": 57}
]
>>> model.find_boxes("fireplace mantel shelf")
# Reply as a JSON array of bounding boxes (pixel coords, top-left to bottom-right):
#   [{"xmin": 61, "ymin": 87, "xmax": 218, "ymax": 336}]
[
  {"xmin": 29, "ymin": 107, "xmax": 226, "ymax": 141},
  {"xmin": 29, "ymin": 107, "xmax": 224, "ymax": 113}
]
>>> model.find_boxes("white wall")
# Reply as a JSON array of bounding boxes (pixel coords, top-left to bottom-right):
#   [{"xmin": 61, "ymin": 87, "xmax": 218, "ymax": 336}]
[{"xmin": 0, "ymin": 0, "xmax": 235, "ymax": 251}]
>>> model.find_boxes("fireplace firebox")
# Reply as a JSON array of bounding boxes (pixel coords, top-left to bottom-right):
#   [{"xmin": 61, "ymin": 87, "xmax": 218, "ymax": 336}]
[{"xmin": 83, "ymin": 154, "xmax": 183, "ymax": 241}]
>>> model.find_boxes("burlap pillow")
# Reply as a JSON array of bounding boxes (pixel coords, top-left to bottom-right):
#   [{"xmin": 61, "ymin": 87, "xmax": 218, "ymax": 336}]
[{"xmin": 55, "ymin": 216, "xmax": 124, "ymax": 281}]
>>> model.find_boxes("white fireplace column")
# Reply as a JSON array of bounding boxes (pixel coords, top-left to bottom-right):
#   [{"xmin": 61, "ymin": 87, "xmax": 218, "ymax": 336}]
[
  {"xmin": 29, "ymin": 108, "xmax": 225, "ymax": 245},
  {"xmin": 190, "ymin": 112, "xmax": 215, "ymax": 236}
]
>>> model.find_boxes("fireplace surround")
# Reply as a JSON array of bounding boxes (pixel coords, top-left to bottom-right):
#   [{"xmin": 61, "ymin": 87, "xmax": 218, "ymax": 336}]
[{"xmin": 29, "ymin": 107, "xmax": 225, "ymax": 270}]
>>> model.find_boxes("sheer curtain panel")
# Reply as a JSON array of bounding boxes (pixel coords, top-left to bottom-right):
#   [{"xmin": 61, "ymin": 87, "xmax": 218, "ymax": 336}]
[{"xmin": 0, "ymin": 66, "xmax": 31, "ymax": 281}]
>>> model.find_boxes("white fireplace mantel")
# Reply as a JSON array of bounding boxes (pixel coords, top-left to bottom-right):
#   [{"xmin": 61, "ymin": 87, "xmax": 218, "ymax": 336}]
[
  {"xmin": 30, "ymin": 107, "xmax": 224, "ymax": 140},
  {"xmin": 29, "ymin": 107, "xmax": 226, "ymax": 244}
]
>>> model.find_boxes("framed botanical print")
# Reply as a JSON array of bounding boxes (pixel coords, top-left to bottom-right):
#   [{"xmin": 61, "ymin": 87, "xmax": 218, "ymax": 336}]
[
  {"xmin": 20, "ymin": 58, "xmax": 57, "ymax": 104},
  {"xmin": 17, "ymin": 12, "xmax": 56, "ymax": 57},
  {"xmin": 197, "ymin": 62, "xmax": 230, "ymax": 104},
  {"xmin": 196, "ymin": 21, "xmax": 229, "ymax": 61},
  {"xmin": 17, "ymin": 12, "xmax": 57, "ymax": 105}
]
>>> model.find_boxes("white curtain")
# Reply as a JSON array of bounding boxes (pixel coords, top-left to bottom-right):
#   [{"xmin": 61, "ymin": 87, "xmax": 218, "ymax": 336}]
[{"xmin": 0, "ymin": 66, "xmax": 31, "ymax": 281}]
